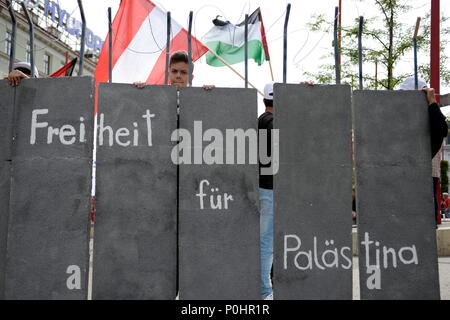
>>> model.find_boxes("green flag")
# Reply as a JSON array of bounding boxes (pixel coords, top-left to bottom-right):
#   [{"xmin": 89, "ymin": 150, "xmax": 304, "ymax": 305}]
[{"xmin": 203, "ymin": 8, "xmax": 270, "ymax": 67}]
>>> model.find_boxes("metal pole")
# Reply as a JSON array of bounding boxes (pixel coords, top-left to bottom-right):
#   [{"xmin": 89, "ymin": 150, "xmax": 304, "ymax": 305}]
[
  {"xmin": 430, "ymin": 0, "xmax": 440, "ymax": 102},
  {"xmin": 413, "ymin": 17, "xmax": 421, "ymax": 90},
  {"xmin": 6, "ymin": 0, "xmax": 16, "ymax": 73},
  {"xmin": 165, "ymin": 12, "xmax": 171, "ymax": 85},
  {"xmin": 334, "ymin": 6, "xmax": 340, "ymax": 84},
  {"xmin": 188, "ymin": 11, "xmax": 193, "ymax": 87},
  {"xmin": 338, "ymin": 0, "xmax": 342, "ymax": 67},
  {"xmin": 108, "ymin": 7, "xmax": 112, "ymax": 83},
  {"xmin": 245, "ymin": 14, "xmax": 249, "ymax": 88},
  {"xmin": 375, "ymin": 59, "xmax": 378, "ymax": 90},
  {"xmin": 77, "ymin": 0, "xmax": 86, "ymax": 76},
  {"xmin": 283, "ymin": 3, "xmax": 291, "ymax": 84},
  {"xmin": 20, "ymin": 2, "xmax": 34, "ymax": 77},
  {"xmin": 358, "ymin": 16, "xmax": 364, "ymax": 90}
]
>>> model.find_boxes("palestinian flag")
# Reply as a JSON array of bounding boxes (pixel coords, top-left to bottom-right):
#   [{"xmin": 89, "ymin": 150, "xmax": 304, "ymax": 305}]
[
  {"xmin": 203, "ymin": 8, "xmax": 270, "ymax": 67},
  {"xmin": 50, "ymin": 57, "xmax": 77, "ymax": 77}
]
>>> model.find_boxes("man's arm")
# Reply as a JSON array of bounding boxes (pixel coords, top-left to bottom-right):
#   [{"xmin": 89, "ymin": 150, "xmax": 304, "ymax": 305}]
[
  {"xmin": 423, "ymin": 88, "xmax": 448, "ymax": 158},
  {"xmin": 4, "ymin": 69, "xmax": 29, "ymax": 86}
]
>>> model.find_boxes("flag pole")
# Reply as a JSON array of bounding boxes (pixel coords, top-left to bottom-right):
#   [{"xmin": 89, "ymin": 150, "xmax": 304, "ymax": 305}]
[
  {"xmin": 413, "ymin": 17, "xmax": 421, "ymax": 90},
  {"xmin": 188, "ymin": 11, "xmax": 193, "ymax": 87},
  {"xmin": 108, "ymin": 7, "xmax": 112, "ymax": 83},
  {"xmin": 245, "ymin": 14, "xmax": 249, "ymax": 88},
  {"xmin": 258, "ymin": 8, "xmax": 274, "ymax": 81},
  {"xmin": 268, "ymin": 60, "xmax": 275, "ymax": 82},
  {"xmin": 165, "ymin": 12, "xmax": 171, "ymax": 85},
  {"xmin": 283, "ymin": 3, "xmax": 291, "ymax": 83},
  {"xmin": 207, "ymin": 48, "xmax": 264, "ymax": 96}
]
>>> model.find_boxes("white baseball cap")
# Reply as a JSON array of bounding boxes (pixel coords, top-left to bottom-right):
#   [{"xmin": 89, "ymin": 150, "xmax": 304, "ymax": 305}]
[
  {"xmin": 398, "ymin": 76, "xmax": 427, "ymax": 90},
  {"xmin": 12, "ymin": 61, "xmax": 39, "ymax": 78},
  {"xmin": 264, "ymin": 82, "xmax": 274, "ymax": 100}
]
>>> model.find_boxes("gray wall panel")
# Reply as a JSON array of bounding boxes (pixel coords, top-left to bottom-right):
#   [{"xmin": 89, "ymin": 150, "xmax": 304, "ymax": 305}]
[
  {"xmin": 0, "ymin": 81, "xmax": 14, "ymax": 161},
  {"xmin": 354, "ymin": 90, "xmax": 440, "ymax": 299},
  {"xmin": 178, "ymin": 88, "xmax": 260, "ymax": 300},
  {"xmin": 93, "ymin": 84, "xmax": 177, "ymax": 299},
  {"xmin": 0, "ymin": 80, "xmax": 14, "ymax": 299},
  {"xmin": 5, "ymin": 77, "xmax": 94, "ymax": 299},
  {"xmin": 0, "ymin": 161, "xmax": 11, "ymax": 299},
  {"xmin": 273, "ymin": 84, "xmax": 353, "ymax": 300}
]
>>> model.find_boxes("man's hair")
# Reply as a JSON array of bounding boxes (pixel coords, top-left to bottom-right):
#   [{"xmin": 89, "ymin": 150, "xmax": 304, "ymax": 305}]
[
  {"xmin": 170, "ymin": 51, "xmax": 188, "ymax": 65},
  {"xmin": 15, "ymin": 67, "xmax": 32, "ymax": 76},
  {"xmin": 263, "ymin": 98, "xmax": 273, "ymax": 108}
]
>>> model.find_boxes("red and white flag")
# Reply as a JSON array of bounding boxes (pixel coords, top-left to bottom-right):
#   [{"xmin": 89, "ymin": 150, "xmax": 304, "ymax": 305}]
[{"xmin": 95, "ymin": 0, "xmax": 208, "ymax": 86}]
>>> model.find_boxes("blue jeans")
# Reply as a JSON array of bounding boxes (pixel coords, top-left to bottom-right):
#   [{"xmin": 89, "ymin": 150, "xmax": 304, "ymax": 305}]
[{"xmin": 259, "ymin": 188, "xmax": 273, "ymax": 299}]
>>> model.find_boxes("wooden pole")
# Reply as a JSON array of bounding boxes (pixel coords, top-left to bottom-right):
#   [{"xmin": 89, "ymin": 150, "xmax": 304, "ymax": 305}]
[
  {"xmin": 268, "ymin": 60, "xmax": 275, "ymax": 81},
  {"xmin": 207, "ymin": 48, "xmax": 264, "ymax": 96}
]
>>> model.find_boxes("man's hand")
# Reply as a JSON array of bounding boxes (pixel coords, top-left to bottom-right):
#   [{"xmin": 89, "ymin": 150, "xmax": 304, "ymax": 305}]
[
  {"xmin": 202, "ymin": 85, "xmax": 215, "ymax": 90},
  {"xmin": 4, "ymin": 70, "xmax": 29, "ymax": 87},
  {"xmin": 133, "ymin": 81, "xmax": 146, "ymax": 89},
  {"xmin": 422, "ymin": 87, "xmax": 438, "ymax": 105}
]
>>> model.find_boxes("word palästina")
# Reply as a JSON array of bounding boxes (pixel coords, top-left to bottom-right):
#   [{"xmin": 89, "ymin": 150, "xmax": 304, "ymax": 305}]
[
  {"xmin": 362, "ymin": 232, "xmax": 418, "ymax": 269},
  {"xmin": 284, "ymin": 234, "xmax": 353, "ymax": 270},
  {"xmin": 361, "ymin": 232, "xmax": 419, "ymax": 290}
]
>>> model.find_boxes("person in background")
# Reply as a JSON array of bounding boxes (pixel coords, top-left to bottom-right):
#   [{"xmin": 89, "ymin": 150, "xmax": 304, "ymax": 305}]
[
  {"xmin": 134, "ymin": 50, "xmax": 214, "ymax": 90},
  {"xmin": 4, "ymin": 61, "xmax": 39, "ymax": 86},
  {"xmin": 399, "ymin": 76, "xmax": 448, "ymax": 226},
  {"xmin": 442, "ymin": 193, "xmax": 450, "ymax": 219},
  {"xmin": 258, "ymin": 82, "xmax": 275, "ymax": 301}
]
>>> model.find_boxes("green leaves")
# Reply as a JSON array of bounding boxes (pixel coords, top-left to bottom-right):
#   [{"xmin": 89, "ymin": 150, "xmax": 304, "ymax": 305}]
[{"xmin": 304, "ymin": 0, "xmax": 450, "ymax": 90}]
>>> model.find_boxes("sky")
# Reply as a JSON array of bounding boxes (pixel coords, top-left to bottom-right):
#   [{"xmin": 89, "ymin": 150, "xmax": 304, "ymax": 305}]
[{"xmin": 54, "ymin": 0, "xmax": 450, "ymax": 115}]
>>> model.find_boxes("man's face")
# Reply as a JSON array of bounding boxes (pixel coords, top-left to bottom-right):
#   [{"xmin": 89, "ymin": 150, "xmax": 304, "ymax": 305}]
[{"xmin": 169, "ymin": 61, "xmax": 189, "ymax": 87}]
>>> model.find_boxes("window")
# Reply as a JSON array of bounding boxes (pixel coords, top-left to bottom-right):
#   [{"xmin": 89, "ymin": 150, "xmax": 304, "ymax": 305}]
[
  {"xmin": 26, "ymin": 43, "xmax": 31, "ymax": 62},
  {"xmin": 5, "ymin": 31, "xmax": 12, "ymax": 54},
  {"xmin": 44, "ymin": 54, "xmax": 51, "ymax": 75}
]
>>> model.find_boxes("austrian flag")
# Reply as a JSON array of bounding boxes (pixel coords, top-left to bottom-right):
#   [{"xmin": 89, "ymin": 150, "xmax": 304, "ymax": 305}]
[{"xmin": 94, "ymin": 0, "xmax": 208, "ymax": 85}]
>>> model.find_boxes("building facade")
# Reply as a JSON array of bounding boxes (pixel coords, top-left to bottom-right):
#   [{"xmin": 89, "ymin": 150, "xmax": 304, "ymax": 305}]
[{"xmin": 0, "ymin": 0, "xmax": 100, "ymax": 79}]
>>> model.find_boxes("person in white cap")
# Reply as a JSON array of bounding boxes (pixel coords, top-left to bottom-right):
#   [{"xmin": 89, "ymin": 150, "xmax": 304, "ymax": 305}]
[
  {"xmin": 398, "ymin": 75, "xmax": 448, "ymax": 226},
  {"xmin": 4, "ymin": 61, "xmax": 39, "ymax": 86},
  {"xmin": 258, "ymin": 81, "xmax": 275, "ymax": 300}
]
